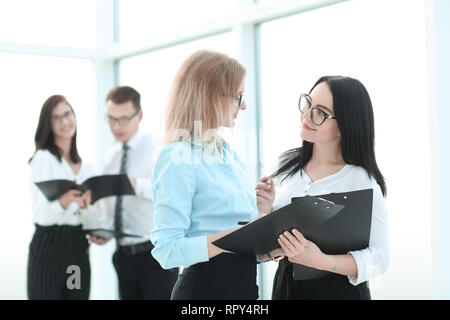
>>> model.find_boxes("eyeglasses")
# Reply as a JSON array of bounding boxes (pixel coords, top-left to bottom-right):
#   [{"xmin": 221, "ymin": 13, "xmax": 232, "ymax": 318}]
[
  {"xmin": 105, "ymin": 110, "xmax": 139, "ymax": 126},
  {"xmin": 235, "ymin": 92, "xmax": 245, "ymax": 107},
  {"xmin": 298, "ymin": 93, "xmax": 336, "ymax": 126},
  {"xmin": 51, "ymin": 110, "xmax": 74, "ymax": 124}
]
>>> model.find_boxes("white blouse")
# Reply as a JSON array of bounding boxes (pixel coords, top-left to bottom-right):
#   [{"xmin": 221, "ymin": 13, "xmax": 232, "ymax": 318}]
[
  {"xmin": 29, "ymin": 149, "xmax": 100, "ymax": 228},
  {"xmin": 272, "ymin": 164, "xmax": 389, "ymax": 286}
]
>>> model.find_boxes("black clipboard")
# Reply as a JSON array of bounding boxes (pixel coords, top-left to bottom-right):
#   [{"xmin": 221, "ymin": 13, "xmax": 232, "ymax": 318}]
[
  {"xmin": 35, "ymin": 174, "xmax": 135, "ymax": 204},
  {"xmin": 212, "ymin": 195, "xmax": 345, "ymax": 256},
  {"xmin": 291, "ymin": 188, "xmax": 373, "ymax": 281}
]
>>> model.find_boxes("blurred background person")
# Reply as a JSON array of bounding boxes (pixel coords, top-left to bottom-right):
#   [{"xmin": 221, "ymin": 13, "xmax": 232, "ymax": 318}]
[
  {"xmin": 27, "ymin": 95, "xmax": 99, "ymax": 300},
  {"xmin": 91, "ymin": 86, "xmax": 177, "ymax": 299}
]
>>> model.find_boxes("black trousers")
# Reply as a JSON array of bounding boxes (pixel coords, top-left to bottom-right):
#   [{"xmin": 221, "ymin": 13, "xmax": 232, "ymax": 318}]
[
  {"xmin": 27, "ymin": 224, "xmax": 91, "ymax": 300},
  {"xmin": 112, "ymin": 246, "xmax": 178, "ymax": 300},
  {"xmin": 171, "ymin": 252, "xmax": 258, "ymax": 300},
  {"xmin": 272, "ymin": 258, "xmax": 370, "ymax": 300}
]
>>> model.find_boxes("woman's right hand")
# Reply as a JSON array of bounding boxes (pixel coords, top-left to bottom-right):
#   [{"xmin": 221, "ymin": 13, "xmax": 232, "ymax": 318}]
[
  {"xmin": 58, "ymin": 189, "xmax": 86, "ymax": 209},
  {"xmin": 258, "ymin": 247, "xmax": 285, "ymax": 262},
  {"xmin": 89, "ymin": 235, "xmax": 111, "ymax": 245},
  {"xmin": 255, "ymin": 176, "xmax": 276, "ymax": 214}
]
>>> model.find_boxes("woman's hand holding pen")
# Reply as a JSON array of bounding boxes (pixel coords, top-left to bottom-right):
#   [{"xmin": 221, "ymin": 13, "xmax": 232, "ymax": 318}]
[
  {"xmin": 259, "ymin": 247, "xmax": 285, "ymax": 262},
  {"xmin": 255, "ymin": 176, "xmax": 276, "ymax": 214},
  {"xmin": 89, "ymin": 235, "xmax": 110, "ymax": 245}
]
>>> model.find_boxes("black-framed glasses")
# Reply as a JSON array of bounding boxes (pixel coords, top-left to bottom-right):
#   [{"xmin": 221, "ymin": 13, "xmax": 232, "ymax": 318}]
[
  {"xmin": 235, "ymin": 92, "xmax": 245, "ymax": 107},
  {"xmin": 298, "ymin": 93, "xmax": 336, "ymax": 126},
  {"xmin": 105, "ymin": 110, "xmax": 139, "ymax": 126},
  {"xmin": 51, "ymin": 110, "xmax": 74, "ymax": 124}
]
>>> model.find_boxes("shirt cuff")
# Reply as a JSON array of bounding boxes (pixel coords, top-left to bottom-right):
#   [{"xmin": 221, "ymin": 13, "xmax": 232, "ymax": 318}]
[
  {"xmin": 66, "ymin": 201, "xmax": 80, "ymax": 215},
  {"xmin": 40, "ymin": 200, "xmax": 66, "ymax": 224},
  {"xmin": 49, "ymin": 200, "xmax": 65, "ymax": 215},
  {"xmin": 135, "ymin": 177, "xmax": 153, "ymax": 199},
  {"xmin": 347, "ymin": 250, "xmax": 368, "ymax": 286},
  {"xmin": 183, "ymin": 235, "xmax": 209, "ymax": 268},
  {"xmin": 151, "ymin": 235, "xmax": 209, "ymax": 270}
]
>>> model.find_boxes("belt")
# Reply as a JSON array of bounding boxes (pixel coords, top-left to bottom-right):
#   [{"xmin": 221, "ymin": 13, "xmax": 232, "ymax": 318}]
[{"xmin": 118, "ymin": 240, "xmax": 154, "ymax": 256}]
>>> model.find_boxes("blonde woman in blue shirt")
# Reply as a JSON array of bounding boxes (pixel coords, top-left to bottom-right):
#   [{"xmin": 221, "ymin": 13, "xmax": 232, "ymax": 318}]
[{"xmin": 150, "ymin": 50, "xmax": 261, "ymax": 300}]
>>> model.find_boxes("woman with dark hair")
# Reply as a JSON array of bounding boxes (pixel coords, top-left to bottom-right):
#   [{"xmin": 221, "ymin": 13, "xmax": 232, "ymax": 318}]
[
  {"xmin": 256, "ymin": 76, "xmax": 389, "ymax": 299},
  {"xmin": 27, "ymin": 95, "xmax": 99, "ymax": 300}
]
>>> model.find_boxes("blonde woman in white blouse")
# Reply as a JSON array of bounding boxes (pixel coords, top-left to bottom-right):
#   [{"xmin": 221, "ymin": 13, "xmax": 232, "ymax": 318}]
[
  {"xmin": 256, "ymin": 76, "xmax": 389, "ymax": 300},
  {"xmin": 27, "ymin": 95, "xmax": 99, "ymax": 300}
]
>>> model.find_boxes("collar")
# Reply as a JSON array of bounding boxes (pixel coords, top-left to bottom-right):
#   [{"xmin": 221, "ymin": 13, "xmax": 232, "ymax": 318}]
[
  {"xmin": 119, "ymin": 130, "xmax": 143, "ymax": 150},
  {"xmin": 189, "ymin": 136, "xmax": 228, "ymax": 151}
]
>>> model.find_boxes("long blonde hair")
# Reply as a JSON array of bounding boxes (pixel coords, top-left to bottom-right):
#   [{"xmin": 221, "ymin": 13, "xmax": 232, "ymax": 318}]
[{"xmin": 163, "ymin": 50, "xmax": 246, "ymax": 150}]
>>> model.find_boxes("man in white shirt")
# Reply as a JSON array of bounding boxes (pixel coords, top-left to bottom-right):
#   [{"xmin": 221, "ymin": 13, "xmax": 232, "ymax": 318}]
[{"xmin": 91, "ymin": 86, "xmax": 177, "ymax": 299}]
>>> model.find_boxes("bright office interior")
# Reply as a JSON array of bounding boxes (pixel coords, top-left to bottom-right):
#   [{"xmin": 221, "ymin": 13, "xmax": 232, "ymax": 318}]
[{"xmin": 1, "ymin": 0, "xmax": 449, "ymax": 300}]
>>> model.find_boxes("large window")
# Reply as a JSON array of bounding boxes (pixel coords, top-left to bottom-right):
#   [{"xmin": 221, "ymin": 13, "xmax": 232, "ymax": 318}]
[
  {"xmin": 119, "ymin": 32, "xmax": 234, "ymax": 140},
  {"xmin": 0, "ymin": 53, "xmax": 95, "ymax": 299},
  {"xmin": 119, "ymin": 0, "xmax": 235, "ymax": 46},
  {"xmin": 259, "ymin": 0, "xmax": 431, "ymax": 299},
  {"xmin": 0, "ymin": 0, "xmax": 97, "ymax": 47}
]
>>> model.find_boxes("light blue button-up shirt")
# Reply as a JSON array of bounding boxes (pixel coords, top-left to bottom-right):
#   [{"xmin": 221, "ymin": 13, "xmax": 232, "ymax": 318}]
[{"xmin": 150, "ymin": 139, "xmax": 258, "ymax": 269}]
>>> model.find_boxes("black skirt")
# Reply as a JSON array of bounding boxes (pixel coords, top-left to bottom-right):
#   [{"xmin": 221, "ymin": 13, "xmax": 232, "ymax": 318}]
[
  {"xmin": 171, "ymin": 252, "xmax": 258, "ymax": 300},
  {"xmin": 272, "ymin": 258, "xmax": 370, "ymax": 300},
  {"xmin": 27, "ymin": 224, "xmax": 91, "ymax": 300}
]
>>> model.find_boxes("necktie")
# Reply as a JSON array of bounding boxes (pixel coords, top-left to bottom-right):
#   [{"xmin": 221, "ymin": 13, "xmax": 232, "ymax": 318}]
[{"xmin": 114, "ymin": 143, "xmax": 129, "ymax": 240}]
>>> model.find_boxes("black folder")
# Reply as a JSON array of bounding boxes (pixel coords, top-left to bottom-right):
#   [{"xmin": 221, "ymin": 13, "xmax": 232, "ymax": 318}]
[
  {"xmin": 35, "ymin": 174, "xmax": 135, "ymax": 204},
  {"xmin": 291, "ymin": 188, "xmax": 373, "ymax": 281},
  {"xmin": 212, "ymin": 195, "xmax": 346, "ymax": 256},
  {"xmin": 83, "ymin": 228, "xmax": 142, "ymax": 239}
]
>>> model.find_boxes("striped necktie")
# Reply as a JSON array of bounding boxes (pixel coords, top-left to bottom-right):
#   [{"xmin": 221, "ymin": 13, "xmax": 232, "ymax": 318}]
[{"xmin": 114, "ymin": 143, "xmax": 129, "ymax": 240}]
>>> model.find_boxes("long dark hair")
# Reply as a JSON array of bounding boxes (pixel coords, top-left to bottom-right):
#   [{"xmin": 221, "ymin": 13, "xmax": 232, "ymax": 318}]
[
  {"xmin": 29, "ymin": 95, "xmax": 81, "ymax": 164},
  {"xmin": 271, "ymin": 76, "xmax": 386, "ymax": 196}
]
